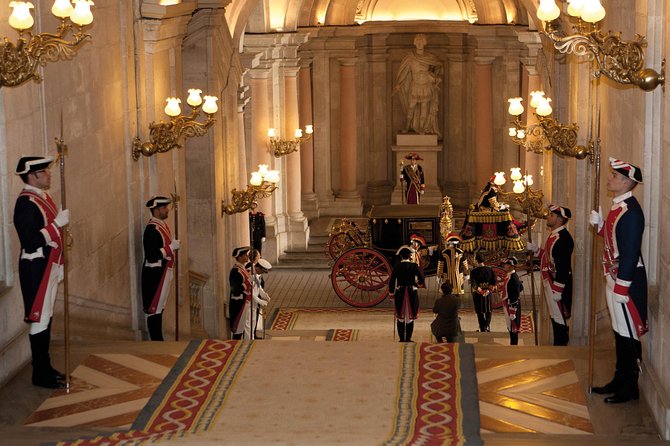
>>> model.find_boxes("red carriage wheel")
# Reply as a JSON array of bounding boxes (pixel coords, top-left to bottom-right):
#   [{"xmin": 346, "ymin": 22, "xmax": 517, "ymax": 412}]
[
  {"xmin": 326, "ymin": 231, "xmax": 357, "ymax": 260},
  {"xmin": 331, "ymin": 247, "xmax": 392, "ymax": 307},
  {"xmin": 490, "ymin": 266, "xmax": 506, "ymax": 309}
]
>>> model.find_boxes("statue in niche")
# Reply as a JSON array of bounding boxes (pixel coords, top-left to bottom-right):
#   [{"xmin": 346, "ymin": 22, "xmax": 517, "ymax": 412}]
[{"xmin": 394, "ymin": 34, "xmax": 443, "ymax": 137}]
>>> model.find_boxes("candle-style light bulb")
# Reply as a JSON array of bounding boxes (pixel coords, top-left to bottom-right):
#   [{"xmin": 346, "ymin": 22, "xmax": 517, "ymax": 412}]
[
  {"xmin": 186, "ymin": 88, "xmax": 203, "ymax": 107},
  {"xmin": 507, "ymin": 97, "xmax": 524, "ymax": 116},
  {"xmin": 513, "ymin": 180, "xmax": 525, "ymax": 194},
  {"xmin": 567, "ymin": 0, "xmax": 585, "ymax": 17},
  {"xmin": 202, "ymin": 96, "xmax": 218, "ymax": 114},
  {"xmin": 9, "ymin": 2, "xmax": 35, "ymax": 30},
  {"xmin": 493, "ymin": 172, "xmax": 506, "ymax": 186},
  {"xmin": 70, "ymin": 0, "xmax": 94, "ymax": 26},
  {"xmin": 510, "ymin": 167, "xmax": 523, "ymax": 181},
  {"xmin": 257, "ymin": 164, "xmax": 269, "ymax": 176},
  {"xmin": 536, "ymin": 97, "xmax": 553, "ymax": 116},
  {"xmin": 267, "ymin": 128, "xmax": 277, "ymax": 138},
  {"xmin": 508, "ymin": 127, "xmax": 517, "ymax": 137},
  {"xmin": 529, "ymin": 91, "xmax": 545, "ymax": 109},
  {"xmin": 294, "ymin": 129, "xmax": 303, "ymax": 138},
  {"xmin": 537, "ymin": 0, "xmax": 560, "ymax": 22},
  {"xmin": 581, "ymin": 0, "xmax": 606, "ymax": 23},
  {"xmin": 305, "ymin": 125, "xmax": 314, "ymax": 134},
  {"xmin": 250, "ymin": 172, "xmax": 263, "ymax": 186},
  {"xmin": 164, "ymin": 97, "xmax": 181, "ymax": 117},
  {"xmin": 52, "ymin": 0, "xmax": 74, "ymax": 18}
]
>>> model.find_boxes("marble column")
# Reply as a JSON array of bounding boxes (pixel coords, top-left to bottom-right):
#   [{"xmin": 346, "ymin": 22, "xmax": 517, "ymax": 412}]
[
  {"xmin": 236, "ymin": 87, "xmax": 250, "ymax": 247},
  {"xmin": 474, "ymin": 57, "xmax": 495, "ymax": 188},
  {"xmin": 284, "ymin": 68, "xmax": 309, "ymax": 248},
  {"xmin": 299, "ymin": 64, "xmax": 319, "ymax": 217},
  {"xmin": 334, "ymin": 59, "xmax": 362, "ymax": 214}
]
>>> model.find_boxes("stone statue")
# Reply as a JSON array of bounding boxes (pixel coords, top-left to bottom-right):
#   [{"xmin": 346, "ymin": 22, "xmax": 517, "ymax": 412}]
[{"xmin": 394, "ymin": 34, "xmax": 442, "ymax": 137}]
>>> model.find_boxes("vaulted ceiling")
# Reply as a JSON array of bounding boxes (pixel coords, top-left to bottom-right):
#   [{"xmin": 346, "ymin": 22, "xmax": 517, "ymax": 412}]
[{"xmin": 225, "ymin": 0, "xmax": 539, "ymax": 44}]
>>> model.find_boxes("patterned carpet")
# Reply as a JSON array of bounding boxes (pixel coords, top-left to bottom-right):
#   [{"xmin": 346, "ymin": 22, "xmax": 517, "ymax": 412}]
[
  {"xmin": 51, "ymin": 339, "xmax": 482, "ymax": 445},
  {"xmin": 267, "ymin": 307, "xmax": 534, "ymax": 342}
]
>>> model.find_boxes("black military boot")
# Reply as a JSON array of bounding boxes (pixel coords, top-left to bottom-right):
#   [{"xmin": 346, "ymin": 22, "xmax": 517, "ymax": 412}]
[
  {"xmin": 397, "ymin": 320, "xmax": 406, "ymax": 342},
  {"xmin": 44, "ymin": 321, "xmax": 65, "ymax": 382},
  {"xmin": 30, "ymin": 332, "xmax": 65, "ymax": 389},
  {"xmin": 405, "ymin": 322, "xmax": 414, "ymax": 342}
]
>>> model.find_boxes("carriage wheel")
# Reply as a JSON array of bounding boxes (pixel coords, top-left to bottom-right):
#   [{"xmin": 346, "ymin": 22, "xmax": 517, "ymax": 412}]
[
  {"xmin": 490, "ymin": 266, "xmax": 506, "ymax": 309},
  {"xmin": 326, "ymin": 232, "xmax": 357, "ymax": 260},
  {"xmin": 331, "ymin": 247, "xmax": 392, "ymax": 307}
]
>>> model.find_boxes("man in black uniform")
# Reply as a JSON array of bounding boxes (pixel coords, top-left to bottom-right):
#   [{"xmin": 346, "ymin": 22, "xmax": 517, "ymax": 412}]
[
  {"xmin": 389, "ymin": 246, "xmax": 425, "ymax": 342},
  {"xmin": 14, "ymin": 156, "xmax": 69, "ymax": 388},
  {"xmin": 229, "ymin": 246, "xmax": 251, "ymax": 339},
  {"xmin": 141, "ymin": 196, "xmax": 180, "ymax": 341},
  {"xmin": 249, "ymin": 211, "xmax": 266, "ymax": 254},
  {"xmin": 502, "ymin": 258, "xmax": 523, "ymax": 345},
  {"xmin": 469, "ymin": 253, "xmax": 497, "ymax": 332}
]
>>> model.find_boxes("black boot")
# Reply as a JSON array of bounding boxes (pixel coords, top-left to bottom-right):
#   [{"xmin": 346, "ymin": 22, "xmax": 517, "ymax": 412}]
[
  {"xmin": 605, "ymin": 337, "xmax": 641, "ymax": 403},
  {"xmin": 147, "ymin": 314, "xmax": 164, "ymax": 341},
  {"xmin": 29, "ymin": 331, "xmax": 65, "ymax": 389},
  {"xmin": 405, "ymin": 322, "xmax": 414, "ymax": 342},
  {"xmin": 484, "ymin": 312, "xmax": 492, "ymax": 332},
  {"xmin": 592, "ymin": 376, "xmax": 620, "ymax": 395},
  {"xmin": 397, "ymin": 320, "xmax": 406, "ymax": 342},
  {"xmin": 509, "ymin": 332, "xmax": 518, "ymax": 345},
  {"xmin": 44, "ymin": 320, "xmax": 65, "ymax": 381}
]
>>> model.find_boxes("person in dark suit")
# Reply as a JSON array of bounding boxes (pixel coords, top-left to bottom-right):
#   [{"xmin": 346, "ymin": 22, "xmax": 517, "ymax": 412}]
[
  {"xmin": 249, "ymin": 211, "xmax": 266, "ymax": 254},
  {"xmin": 229, "ymin": 246, "xmax": 251, "ymax": 339},
  {"xmin": 389, "ymin": 246, "xmax": 425, "ymax": 341},
  {"xmin": 590, "ymin": 158, "xmax": 648, "ymax": 404},
  {"xmin": 13, "ymin": 156, "xmax": 70, "ymax": 388},
  {"xmin": 502, "ymin": 258, "xmax": 523, "ymax": 345},
  {"xmin": 141, "ymin": 196, "xmax": 180, "ymax": 341},
  {"xmin": 469, "ymin": 253, "xmax": 497, "ymax": 332},
  {"xmin": 431, "ymin": 282, "xmax": 460, "ymax": 342},
  {"xmin": 529, "ymin": 204, "xmax": 574, "ymax": 346}
]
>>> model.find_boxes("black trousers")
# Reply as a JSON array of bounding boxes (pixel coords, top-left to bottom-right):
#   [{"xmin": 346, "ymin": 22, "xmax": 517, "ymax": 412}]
[
  {"xmin": 147, "ymin": 313, "xmax": 164, "ymax": 341},
  {"xmin": 472, "ymin": 292, "xmax": 491, "ymax": 331}
]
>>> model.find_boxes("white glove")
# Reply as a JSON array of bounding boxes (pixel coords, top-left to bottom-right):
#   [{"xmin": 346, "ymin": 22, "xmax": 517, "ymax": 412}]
[
  {"xmin": 54, "ymin": 208, "xmax": 70, "ymax": 228},
  {"xmin": 258, "ymin": 299, "xmax": 268, "ymax": 307},
  {"xmin": 261, "ymin": 237, "xmax": 266, "ymax": 242},
  {"xmin": 170, "ymin": 239, "xmax": 181, "ymax": 251},
  {"xmin": 420, "ymin": 190, "xmax": 424, "ymax": 194},
  {"xmin": 589, "ymin": 206, "xmax": 603, "ymax": 230},
  {"xmin": 552, "ymin": 293, "xmax": 562, "ymax": 302},
  {"xmin": 526, "ymin": 242, "xmax": 539, "ymax": 255},
  {"xmin": 614, "ymin": 293, "xmax": 629, "ymax": 304}
]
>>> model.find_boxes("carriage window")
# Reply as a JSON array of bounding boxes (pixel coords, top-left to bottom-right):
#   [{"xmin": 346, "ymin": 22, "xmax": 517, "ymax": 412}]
[{"xmin": 408, "ymin": 220, "xmax": 435, "ymax": 244}]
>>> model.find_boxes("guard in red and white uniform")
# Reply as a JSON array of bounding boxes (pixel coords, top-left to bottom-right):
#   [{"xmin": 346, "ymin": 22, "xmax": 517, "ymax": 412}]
[
  {"xmin": 13, "ymin": 156, "xmax": 70, "ymax": 389},
  {"xmin": 530, "ymin": 205, "xmax": 574, "ymax": 346},
  {"xmin": 590, "ymin": 157, "xmax": 648, "ymax": 404},
  {"xmin": 142, "ymin": 196, "xmax": 179, "ymax": 341}
]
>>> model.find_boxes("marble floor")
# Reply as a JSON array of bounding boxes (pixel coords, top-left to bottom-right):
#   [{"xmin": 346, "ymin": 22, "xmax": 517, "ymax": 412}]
[{"xmin": 0, "ymin": 267, "xmax": 666, "ymax": 445}]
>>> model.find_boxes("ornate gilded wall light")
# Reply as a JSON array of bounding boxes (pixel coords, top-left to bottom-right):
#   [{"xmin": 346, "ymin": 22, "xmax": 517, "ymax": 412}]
[
  {"xmin": 537, "ymin": 0, "xmax": 664, "ymax": 92},
  {"xmin": 132, "ymin": 89, "xmax": 218, "ymax": 160},
  {"xmin": 221, "ymin": 164, "xmax": 280, "ymax": 216},
  {"xmin": 507, "ymin": 93, "xmax": 593, "ymax": 161},
  {"xmin": 1, "ymin": 0, "xmax": 94, "ymax": 88},
  {"xmin": 495, "ymin": 169, "xmax": 548, "ymax": 220},
  {"xmin": 268, "ymin": 125, "xmax": 313, "ymax": 157}
]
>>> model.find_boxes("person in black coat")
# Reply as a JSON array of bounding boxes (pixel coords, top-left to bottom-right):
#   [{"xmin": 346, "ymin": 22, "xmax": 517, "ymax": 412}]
[
  {"xmin": 389, "ymin": 246, "xmax": 425, "ymax": 341},
  {"xmin": 249, "ymin": 211, "xmax": 266, "ymax": 254},
  {"xmin": 469, "ymin": 253, "xmax": 497, "ymax": 332},
  {"xmin": 431, "ymin": 282, "xmax": 460, "ymax": 342},
  {"xmin": 13, "ymin": 156, "xmax": 70, "ymax": 389},
  {"xmin": 141, "ymin": 196, "xmax": 180, "ymax": 341},
  {"xmin": 502, "ymin": 258, "xmax": 523, "ymax": 345}
]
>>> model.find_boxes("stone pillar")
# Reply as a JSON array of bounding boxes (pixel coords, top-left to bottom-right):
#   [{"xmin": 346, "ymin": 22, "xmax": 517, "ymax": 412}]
[
  {"xmin": 284, "ymin": 68, "xmax": 309, "ymax": 248},
  {"xmin": 334, "ymin": 59, "xmax": 363, "ymax": 214},
  {"xmin": 299, "ymin": 64, "xmax": 319, "ymax": 217},
  {"xmin": 249, "ymin": 70, "xmax": 273, "ymax": 215},
  {"xmin": 236, "ymin": 87, "xmax": 250, "ymax": 247},
  {"xmin": 474, "ymin": 57, "xmax": 495, "ymax": 188}
]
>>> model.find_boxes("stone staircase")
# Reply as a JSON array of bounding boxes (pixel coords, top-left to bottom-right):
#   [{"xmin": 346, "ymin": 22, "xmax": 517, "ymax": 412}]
[{"xmin": 274, "ymin": 218, "xmax": 332, "ymax": 270}]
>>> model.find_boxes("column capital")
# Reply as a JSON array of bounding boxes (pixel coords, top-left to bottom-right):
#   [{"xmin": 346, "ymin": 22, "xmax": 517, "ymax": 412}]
[{"xmin": 338, "ymin": 57, "xmax": 358, "ymax": 66}]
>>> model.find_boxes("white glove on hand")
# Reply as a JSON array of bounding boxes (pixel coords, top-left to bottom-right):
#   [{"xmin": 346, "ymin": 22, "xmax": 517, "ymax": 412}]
[
  {"xmin": 261, "ymin": 237, "xmax": 266, "ymax": 242},
  {"xmin": 54, "ymin": 208, "xmax": 70, "ymax": 228},
  {"xmin": 258, "ymin": 299, "xmax": 268, "ymax": 307},
  {"xmin": 589, "ymin": 206, "xmax": 603, "ymax": 230},
  {"xmin": 614, "ymin": 293, "xmax": 629, "ymax": 304},
  {"xmin": 526, "ymin": 242, "xmax": 539, "ymax": 255},
  {"xmin": 170, "ymin": 240, "xmax": 181, "ymax": 251},
  {"xmin": 552, "ymin": 293, "xmax": 562, "ymax": 302}
]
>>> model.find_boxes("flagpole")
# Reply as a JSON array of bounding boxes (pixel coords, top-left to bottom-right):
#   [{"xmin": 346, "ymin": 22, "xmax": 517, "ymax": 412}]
[
  {"xmin": 172, "ymin": 178, "xmax": 180, "ymax": 341},
  {"xmin": 55, "ymin": 111, "xmax": 71, "ymax": 392}
]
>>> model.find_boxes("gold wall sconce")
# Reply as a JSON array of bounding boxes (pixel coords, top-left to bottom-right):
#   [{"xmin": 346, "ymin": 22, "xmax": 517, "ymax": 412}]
[
  {"xmin": 221, "ymin": 164, "xmax": 280, "ymax": 216},
  {"xmin": 507, "ymin": 93, "xmax": 592, "ymax": 161},
  {"xmin": 537, "ymin": 0, "xmax": 664, "ymax": 92},
  {"xmin": 268, "ymin": 125, "xmax": 313, "ymax": 157},
  {"xmin": 1, "ymin": 0, "xmax": 94, "ymax": 88},
  {"xmin": 494, "ymin": 169, "xmax": 548, "ymax": 220},
  {"xmin": 132, "ymin": 89, "xmax": 218, "ymax": 160}
]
